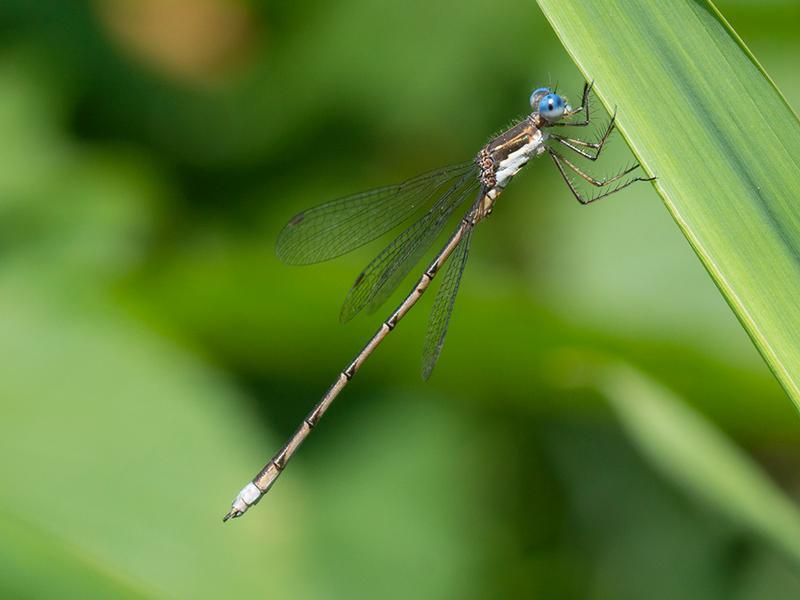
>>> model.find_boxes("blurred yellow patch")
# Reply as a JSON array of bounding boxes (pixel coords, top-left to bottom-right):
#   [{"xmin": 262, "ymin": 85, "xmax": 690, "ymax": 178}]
[{"xmin": 94, "ymin": 0, "xmax": 259, "ymax": 84}]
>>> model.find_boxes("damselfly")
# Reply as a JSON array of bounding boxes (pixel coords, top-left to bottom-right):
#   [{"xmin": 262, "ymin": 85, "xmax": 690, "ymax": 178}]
[{"xmin": 224, "ymin": 82, "xmax": 654, "ymax": 522}]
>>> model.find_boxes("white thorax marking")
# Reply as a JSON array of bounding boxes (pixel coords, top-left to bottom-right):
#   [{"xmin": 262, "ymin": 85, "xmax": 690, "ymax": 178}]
[{"xmin": 494, "ymin": 128, "xmax": 548, "ymax": 190}]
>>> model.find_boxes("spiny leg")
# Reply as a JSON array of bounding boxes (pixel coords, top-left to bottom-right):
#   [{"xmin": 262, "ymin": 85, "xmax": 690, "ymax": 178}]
[
  {"xmin": 549, "ymin": 110, "xmax": 616, "ymax": 161},
  {"xmin": 548, "ymin": 81, "xmax": 593, "ymax": 127},
  {"xmin": 553, "ymin": 150, "xmax": 642, "ymax": 187},
  {"xmin": 547, "ymin": 148, "xmax": 654, "ymax": 205}
]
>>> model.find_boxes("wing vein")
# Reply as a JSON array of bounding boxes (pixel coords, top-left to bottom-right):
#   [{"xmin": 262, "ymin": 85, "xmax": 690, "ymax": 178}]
[
  {"xmin": 421, "ymin": 220, "xmax": 474, "ymax": 380},
  {"xmin": 276, "ymin": 162, "xmax": 475, "ymax": 265},
  {"xmin": 340, "ymin": 173, "xmax": 479, "ymax": 322}
]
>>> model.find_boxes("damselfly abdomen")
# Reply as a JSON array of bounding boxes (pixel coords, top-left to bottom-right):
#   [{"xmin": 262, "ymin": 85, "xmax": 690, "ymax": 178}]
[{"xmin": 224, "ymin": 82, "xmax": 654, "ymax": 522}]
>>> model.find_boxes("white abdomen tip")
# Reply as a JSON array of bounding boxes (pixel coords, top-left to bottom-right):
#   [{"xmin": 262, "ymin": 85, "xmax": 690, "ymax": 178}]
[{"xmin": 223, "ymin": 482, "xmax": 263, "ymax": 522}]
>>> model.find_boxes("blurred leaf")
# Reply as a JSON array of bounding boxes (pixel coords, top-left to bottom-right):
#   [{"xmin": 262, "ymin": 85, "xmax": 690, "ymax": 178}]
[
  {"xmin": 306, "ymin": 394, "xmax": 490, "ymax": 600},
  {"xmin": 0, "ymin": 514, "xmax": 148, "ymax": 599},
  {"xmin": 0, "ymin": 273, "xmax": 318, "ymax": 598},
  {"xmin": 536, "ymin": 0, "xmax": 800, "ymax": 404},
  {"xmin": 0, "ymin": 51, "xmax": 308, "ymax": 598},
  {"xmin": 550, "ymin": 418, "xmax": 800, "ymax": 600},
  {"xmin": 596, "ymin": 362, "xmax": 800, "ymax": 566},
  {"xmin": 0, "ymin": 51, "xmax": 157, "ymax": 280}
]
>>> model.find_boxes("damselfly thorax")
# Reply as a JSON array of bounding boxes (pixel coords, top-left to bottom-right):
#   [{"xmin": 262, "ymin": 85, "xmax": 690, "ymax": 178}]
[
  {"xmin": 224, "ymin": 82, "xmax": 655, "ymax": 523},
  {"xmin": 477, "ymin": 115, "xmax": 549, "ymax": 219}
]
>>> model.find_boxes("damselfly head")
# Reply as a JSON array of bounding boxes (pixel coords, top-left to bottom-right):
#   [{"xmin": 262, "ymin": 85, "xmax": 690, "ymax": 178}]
[{"xmin": 537, "ymin": 92, "xmax": 567, "ymax": 122}]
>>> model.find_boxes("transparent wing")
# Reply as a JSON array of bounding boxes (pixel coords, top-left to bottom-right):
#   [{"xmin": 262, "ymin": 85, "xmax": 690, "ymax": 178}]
[
  {"xmin": 339, "ymin": 172, "xmax": 479, "ymax": 323},
  {"xmin": 421, "ymin": 224, "xmax": 473, "ymax": 380},
  {"xmin": 363, "ymin": 175, "xmax": 480, "ymax": 316},
  {"xmin": 276, "ymin": 163, "xmax": 475, "ymax": 265}
]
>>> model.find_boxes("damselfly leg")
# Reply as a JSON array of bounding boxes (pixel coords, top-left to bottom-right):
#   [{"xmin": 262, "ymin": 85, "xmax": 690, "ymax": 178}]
[
  {"xmin": 548, "ymin": 149, "xmax": 651, "ymax": 205},
  {"xmin": 541, "ymin": 88, "xmax": 654, "ymax": 205},
  {"xmin": 548, "ymin": 111, "xmax": 617, "ymax": 160}
]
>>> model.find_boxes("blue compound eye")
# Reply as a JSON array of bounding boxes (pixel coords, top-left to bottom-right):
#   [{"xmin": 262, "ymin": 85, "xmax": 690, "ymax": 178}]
[
  {"xmin": 529, "ymin": 87, "xmax": 550, "ymax": 109},
  {"xmin": 539, "ymin": 93, "xmax": 566, "ymax": 121}
]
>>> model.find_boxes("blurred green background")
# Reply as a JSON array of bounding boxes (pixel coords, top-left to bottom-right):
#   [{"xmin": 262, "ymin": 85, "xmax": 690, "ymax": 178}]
[{"xmin": 1, "ymin": 1, "xmax": 799, "ymax": 598}]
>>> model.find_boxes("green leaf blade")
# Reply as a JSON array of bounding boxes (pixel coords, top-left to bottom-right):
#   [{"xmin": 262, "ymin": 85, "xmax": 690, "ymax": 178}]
[
  {"xmin": 536, "ymin": 0, "xmax": 800, "ymax": 404},
  {"xmin": 598, "ymin": 361, "xmax": 800, "ymax": 565}
]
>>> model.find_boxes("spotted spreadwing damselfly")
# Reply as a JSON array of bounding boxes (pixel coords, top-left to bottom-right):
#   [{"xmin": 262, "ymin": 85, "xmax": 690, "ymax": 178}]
[{"xmin": 224, "ymin": 81, "xmax": 655, "ymax": 522}]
